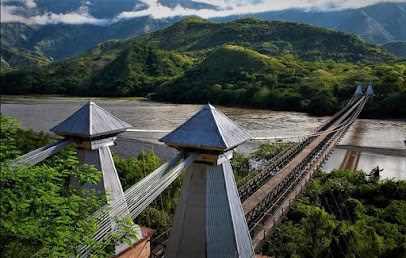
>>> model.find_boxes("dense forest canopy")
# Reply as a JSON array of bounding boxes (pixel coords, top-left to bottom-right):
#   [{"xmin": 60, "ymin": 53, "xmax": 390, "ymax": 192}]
[
  {"xmin": 261, "ymin": 169, "xmax": 406, "ymax": 257},
  {"xmin": 1, "ymin": 17, "xmax": 405, "ymax": 117}
]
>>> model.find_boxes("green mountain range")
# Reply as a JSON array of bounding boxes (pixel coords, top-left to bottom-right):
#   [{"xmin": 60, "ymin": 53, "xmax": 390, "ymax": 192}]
[
  {"xmin": 2, "ymin": 17, "xmax": 405, "ymax": 118},
  {"xmin": 133, "ymin": 17, "xmax": 392, "ymax": 63},
  {"xmin": 1, "ymin": 2, "xmax": 405, "ymax": 64}
]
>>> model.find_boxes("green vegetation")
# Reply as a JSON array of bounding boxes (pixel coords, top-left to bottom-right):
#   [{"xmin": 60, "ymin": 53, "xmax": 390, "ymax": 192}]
[
  {"xmin": 261, "ymin": 169, "xmax": 406, "ymax": 257},
  {"xmin": 252, "ymin": 142, "xmax": 295, "ymax": 163},
  {"xmin": 136, "ymin": 17, "xmax": 394, "ymax": 63},
  {"xmin": 113, "ymin": 150, "xmax": 181, "ymax": 235},
  {"xmin": 85, "ymin": 43, "xmax": 193, "ymax": 97},
  {"xmin": 1, "ymin": 18, "xmax": 405, "ymax": 117},
  {"xmin": 0, "ymin": 115, "xmax": 139, "ymax": 257}
]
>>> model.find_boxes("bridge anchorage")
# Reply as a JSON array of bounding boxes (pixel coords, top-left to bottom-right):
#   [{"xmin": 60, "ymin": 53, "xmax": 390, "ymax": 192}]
[{"xmin": 10, "ymin": 83, "xmax": 373, "ymax": 257}]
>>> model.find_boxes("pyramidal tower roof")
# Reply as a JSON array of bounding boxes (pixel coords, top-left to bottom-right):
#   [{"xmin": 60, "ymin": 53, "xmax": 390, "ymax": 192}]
[
  {"xmin": 50, "ymin": 101, "xmax": 132, "ymax": 138},
  {"xmin": 160, "ymin": 104, "xmax": 253, "ymax": 150}
]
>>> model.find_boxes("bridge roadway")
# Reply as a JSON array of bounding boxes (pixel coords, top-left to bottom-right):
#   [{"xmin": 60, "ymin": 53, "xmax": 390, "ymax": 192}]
[{"xmin": 243, "ymin": 96, "xmax": 367, "ymax": 250}]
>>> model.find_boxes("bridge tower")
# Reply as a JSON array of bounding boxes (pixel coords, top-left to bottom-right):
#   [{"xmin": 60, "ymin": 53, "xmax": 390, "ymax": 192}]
[
  {"xmin": 355, "ymin": 82, "xmax": 363, "ymax": 95},
  {"xmin": 366, "ymin": 82, "xmax": 374, "ymax": 102},
  {"xmin": 160, "ymin": 104, "xmax": 255, "ymax": 258},
  {"xmin": 50, "ymin": 101, "xmax": 141, "ymax": 254}
]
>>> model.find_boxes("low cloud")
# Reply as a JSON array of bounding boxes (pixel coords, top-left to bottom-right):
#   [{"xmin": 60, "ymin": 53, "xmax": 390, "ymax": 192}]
[
  {"xmin": 1, "ymin": 3, "xmax": 110, "ymax": 25},
  {"xmin": 1, "ymin": 0, "xmax": 405, "ymax": 25}
]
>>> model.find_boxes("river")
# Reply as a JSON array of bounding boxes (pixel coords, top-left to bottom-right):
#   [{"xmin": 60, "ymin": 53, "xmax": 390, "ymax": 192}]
[{"xmin": 1, "ymin": 95, "xmax": 405, "ymax": 180}]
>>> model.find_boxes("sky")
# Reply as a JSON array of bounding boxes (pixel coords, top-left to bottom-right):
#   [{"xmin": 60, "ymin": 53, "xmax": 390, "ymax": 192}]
[{"xmin": 1, "ymin": 0, "xmax": 406, "ymax": 25}]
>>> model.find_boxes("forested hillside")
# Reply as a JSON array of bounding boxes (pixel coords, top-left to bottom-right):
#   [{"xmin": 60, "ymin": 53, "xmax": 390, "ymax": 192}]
[
  {"xmin": 1, "ymin": 17, "xmax": 405, "ymax": 117},
  {"xmin": 135, "ymin": 17, "xmax": 393, "ymax": 63},
  {"xmin": 1, "ymin": 48, "xmax": 51, "ymax": 72},
  {"xmin": 84, "ymin": 43, "xmax": 194, "ymax": 96}
]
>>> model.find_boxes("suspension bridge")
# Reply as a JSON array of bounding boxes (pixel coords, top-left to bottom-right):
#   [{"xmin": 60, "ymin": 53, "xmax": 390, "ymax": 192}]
[{"xmin": 11, "ymin": 83, "xmax": 373, "ymax": 257}]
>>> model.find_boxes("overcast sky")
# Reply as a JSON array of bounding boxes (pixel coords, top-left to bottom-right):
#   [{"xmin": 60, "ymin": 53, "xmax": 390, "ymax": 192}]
[{"xmin": 1, "ymin": 0, "xmax": 406, "ymax": 25}]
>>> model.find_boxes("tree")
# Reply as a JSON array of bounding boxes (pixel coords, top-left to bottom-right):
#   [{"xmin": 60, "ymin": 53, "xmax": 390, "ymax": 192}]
[
  {"xmin": 0, "ymin": 115, "xmax": 139, "ymax": 256},
  {"xmin": 300, "ymin": 207, "xmax": 336, "ymax": 257},
  {"xmin": 230, "ymin": 151, "xmax": 253, "ymax": 182},
  {"xmin": 252, "ymin": 142, "xmax": 294, "ymax": 164},
  {"xmin": 309, "ymin": 89, "xmax": 338, "ymax": 115}
]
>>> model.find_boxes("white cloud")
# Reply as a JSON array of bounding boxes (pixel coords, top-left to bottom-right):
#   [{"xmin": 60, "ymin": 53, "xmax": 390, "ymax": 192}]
[
  {"xmin": 193, "ymin": 0, "xmax": 406, "ymax": 12},
  {"xmin": 1, "ymin": 0, "xmax": 406, "ymax": 25},
  {"xmin": 25, "ymin": 0, "xmax": 37, "ymax": 8},
  {"xmin": 1, "ymin": 5, "xmax": 28, "ymax": 23},
  {"xmin": 116, "ymin": 0, "xmax": 406, "ymax": 20},
  {"xmin": 0, "ymin": 3, "xmax": 111, "ymax": 25}
]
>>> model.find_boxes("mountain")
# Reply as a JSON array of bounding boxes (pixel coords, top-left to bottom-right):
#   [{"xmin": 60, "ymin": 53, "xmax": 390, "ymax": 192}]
[
  {"xmin": 213, "ymin": 2, "xmax": 406, "ymax": 44},
  {"xmin": 382, "ymin": 41, "xmax": 406, "ymax": 58},
  {"xmin": 0, "ymin": 16, "xmax": 183, "ymax": 62},
  {"xmin": 134, "ymin": 17, "xmax": 394, "ymax": 64},
  {"xmin": 84, "ymin": 42, "xmax": 193, "ymax": 96},
  {"xmin": 1, "ymin": 2, "xmax": 405, "ymax": 64}
]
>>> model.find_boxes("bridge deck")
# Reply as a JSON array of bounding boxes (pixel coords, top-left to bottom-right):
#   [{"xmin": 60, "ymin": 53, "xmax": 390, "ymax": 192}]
[
  {"xmin": 242, "ymin": 97, "xmax": 364, "ymax": 215},
  {"xmin": 242, "ymin": 127, "xmax": 328, "ymax": 214}
]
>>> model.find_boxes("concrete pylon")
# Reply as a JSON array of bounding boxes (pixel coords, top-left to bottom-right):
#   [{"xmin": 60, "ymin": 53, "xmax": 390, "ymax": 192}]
[{"xmin": 160, "ymin": 104, "xmax": 255, "ymax": 257}]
